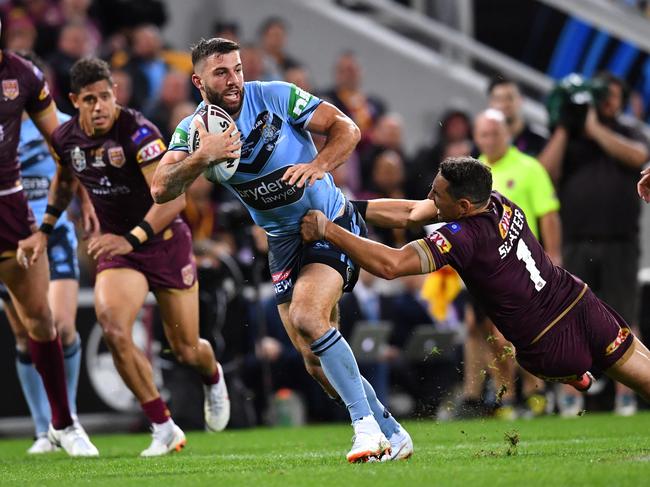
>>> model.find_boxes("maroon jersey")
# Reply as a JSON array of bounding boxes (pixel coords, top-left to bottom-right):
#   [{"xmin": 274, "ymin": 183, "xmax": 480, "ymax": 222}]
[
  {"xmin": 0, "ymin": 51, "xmax": 53, "ymax": 188},
  {"xmin": 51, "ymin": 107, "xmax": 169, "ymax": 235},
  {"xmin": 417, "ymin": 192, "xmax": 586, "ymax": 349}
]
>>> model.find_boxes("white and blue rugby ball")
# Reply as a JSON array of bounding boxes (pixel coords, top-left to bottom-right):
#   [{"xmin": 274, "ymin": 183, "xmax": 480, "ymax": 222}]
[{"xmin": 188, "ymin": 104, "xmax": 240, "ymax": 183}]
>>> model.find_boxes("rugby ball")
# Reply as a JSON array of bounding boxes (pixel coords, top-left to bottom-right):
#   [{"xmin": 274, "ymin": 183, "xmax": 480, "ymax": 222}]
[{"xmin": 188, "ymin": 104, "xmax": 241, "ymax": 183}]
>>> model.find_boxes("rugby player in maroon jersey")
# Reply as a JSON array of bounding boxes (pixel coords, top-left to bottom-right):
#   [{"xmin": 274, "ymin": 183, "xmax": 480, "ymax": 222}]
[
  {"xmin": 302, "ymin": 157, "xmax": 650, "ymax": 405},
  {"xmin": 18, "ymin": 57, "xmax": 232, "ymax": 456},
  {"xmin": 0, "ymin": 22, "xmax": 98, "ymax": 456}
]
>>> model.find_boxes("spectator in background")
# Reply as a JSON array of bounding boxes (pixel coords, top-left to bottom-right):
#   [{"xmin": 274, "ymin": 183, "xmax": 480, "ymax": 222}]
[
  {"xmin": 542, "ymin": 71, "xmax": 649, "ymax": 416},
  {"xmin": 359, "ymin": 113, "xmax": 406, "ymax": 185},
  {"xmin": 468, "ymin": 108, "xmax": 561, "ymax": 419},
  {"xmin": 10, "ymin": 0, "xmax": 63, "ymax": 58},
  {"xmin": 124, "ymin": 24, "xmax": 168, "ymax": 112},
  {"xmin": 213, "ymin": 20, "xmax": 240, "ymax": 44},
  {"xmin": 487, "ymin": 76, "xmax": 547, "ymax": 157},
  {"xmin": 258, "ymin": 16, "xmax": 299, "ymax": 80},
  {"xmin": 284, "ymin": 63, "xmax": 313, "ymax": 92},
  {"xmin": 60, "ymin": 0, "xmax": 101, "ymax": 55},
  {"xmin": 47, "ymin": 21, "xmax": 94, "ymax": 114},
  {"xmin": 167, "ymin": 101, "xmax": 196, "ymax": 144},
  {"xmin": 146, "ymin": 70, "xmax": 191, "ymax": 142},
  {"xmin": 407, "ymin": 109, "xmax": 472, "ymax": 200},
  {"xmin": 239, "ymin": 43, "xmax": 265, "ymax": 82},
  {"xmin": 322, "ymin": 51, "xmax": 386, "ymax": 143},
  {"xmin": 112, "ymin": 69, "xmax": 133, "ymax": 108}
]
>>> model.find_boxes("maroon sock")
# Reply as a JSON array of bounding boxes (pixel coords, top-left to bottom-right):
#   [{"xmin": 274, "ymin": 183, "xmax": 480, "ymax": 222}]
[
  {"xmin": 201, "ymin": 364, "xmax": 220, "ymax": 386},
  {"xmin": 141, "ymin": 397, "xmax": 171, "ymax": 425},
  {"xmin": 28, "ymin": 336, "xmax": 73, "ymax": 430}
]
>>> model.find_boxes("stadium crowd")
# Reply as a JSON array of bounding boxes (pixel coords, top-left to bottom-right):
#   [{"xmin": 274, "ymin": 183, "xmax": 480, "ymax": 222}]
[{"xmin": 0, "ymin": 0, "xmax": 648, "ymax": 437}]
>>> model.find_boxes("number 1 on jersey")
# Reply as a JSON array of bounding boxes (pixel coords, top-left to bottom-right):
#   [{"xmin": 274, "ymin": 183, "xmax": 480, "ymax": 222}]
[{"xmin": 516, "ymin": 239, "xmax": 547, "ymax": 291}]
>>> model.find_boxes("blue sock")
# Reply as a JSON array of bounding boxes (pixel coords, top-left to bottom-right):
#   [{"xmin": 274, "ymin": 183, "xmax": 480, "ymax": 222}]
[
  {"xmin": 361, "ymin": 376, "xmax": 400, "ymax": 437},
  {"xmin": 15, "ymin": 349, "xmax": 50, "ymax": 436},
  {"xmin": 63, "ymin": 334, "xmax": 81, "ymax": 417},
  {"xmin": 311, "ymin": 328, "xmax": 371, "ymax": 422}
]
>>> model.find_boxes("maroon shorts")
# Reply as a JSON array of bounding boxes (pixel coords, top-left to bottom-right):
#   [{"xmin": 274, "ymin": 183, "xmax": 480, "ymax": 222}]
[
  {"xmin": 0, "ymin": 189, "xmax": 35, "ymax": 260},
  {"xmin": 96, "ymin": 219, "xmax": 196, "ymax": 291},
  {"xmin": 516, "ymin": 288, "xmax": 634, "ymax": 382}
]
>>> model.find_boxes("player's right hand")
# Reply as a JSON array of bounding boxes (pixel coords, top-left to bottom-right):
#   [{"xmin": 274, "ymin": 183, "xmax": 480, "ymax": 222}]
[
  {"xmin": 638, "ymin": 167, "xmax": 650, "ymax": 203},
  {"xmin": 194, "ymin": 121, "xmax": 241, "ymax": 165},
  {"xmin": 16, "ymin": 231, "xmax": 48, "ymax": 269}
]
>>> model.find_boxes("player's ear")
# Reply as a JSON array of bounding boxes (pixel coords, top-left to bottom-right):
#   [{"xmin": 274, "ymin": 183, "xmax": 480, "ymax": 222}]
[
  {"xmin": 191, "ymin": 73, "xmax": 203, "ymax": 92},
  {"xmin": 69, "ymin": 92, "xmax": 80, "ymax": 109},
  {"xmin": 458, "ymin": 198, "xmax": 473, "ymax": 215}
]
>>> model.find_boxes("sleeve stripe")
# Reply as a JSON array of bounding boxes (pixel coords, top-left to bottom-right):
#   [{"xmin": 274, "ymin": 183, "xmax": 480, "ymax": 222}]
[{"xmin": 412, "ymin": 239, "xmax": 436, "ymax": 273}]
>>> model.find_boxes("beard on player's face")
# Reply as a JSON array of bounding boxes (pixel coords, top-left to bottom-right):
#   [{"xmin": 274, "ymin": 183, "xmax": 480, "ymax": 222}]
[{"xmin": 204, "ymin": 83, "xmax": 245, "ymax": 116}]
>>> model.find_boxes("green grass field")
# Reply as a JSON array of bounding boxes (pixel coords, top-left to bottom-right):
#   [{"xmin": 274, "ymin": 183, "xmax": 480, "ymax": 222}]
[{"xmin": 1, "ymin": 412, "xmax": 649, "ymax": 486}]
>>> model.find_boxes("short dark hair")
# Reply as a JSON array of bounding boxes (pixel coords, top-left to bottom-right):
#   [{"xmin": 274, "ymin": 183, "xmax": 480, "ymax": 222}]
[
  {"xmin": 258, "ymin": 16, "xmax": 287, "ymax": 37},
  {"xmin": 487, "ymin": 75, "xmax": 519, "ymax": 96},
  {"xmin": 439, "ymin": 157, "xmax": 492, "ymax": 205},
  {"xmin": 191, "ymin": 37, "xmax": 240, "ymax": 67},
  {"xmin": 70, "ymin": 57, "xmax": 112, "ymax": 93}
]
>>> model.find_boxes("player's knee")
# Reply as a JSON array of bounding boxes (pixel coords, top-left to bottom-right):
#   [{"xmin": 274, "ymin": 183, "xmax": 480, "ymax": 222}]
[
  {"xmin": 171, "ymin": 342, "xmax": 200, "ymax": 365},
  {"xmin": 55, "ymin": 319, "xmax": 77, "ymax": 345},
  {"xmin": 98, "ymin": 315, "xmax": 130, "ymax": 352},
  {"xmin": 24, "ymin": 305, "xmax": 55, "ymax": 340},
  {"xmin": 289, "ymin": 304, "xmax": 328, "ymax": 342}
]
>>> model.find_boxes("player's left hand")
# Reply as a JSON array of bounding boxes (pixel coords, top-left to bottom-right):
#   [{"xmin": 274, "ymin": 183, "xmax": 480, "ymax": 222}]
[
  {"xmin": 300, "ymin": 210, "xmax": 329, "ymax": 242},
  {"xmin": 638, "ymin": 167, "xmax": 650, "ymax": 203},
  {"xmin": 282, "ymin": 161, "xmax": 327, "ymax": 188},
  {"xmin": 87, "ymin": 233, "xmax": 134, "ymax": 260}
]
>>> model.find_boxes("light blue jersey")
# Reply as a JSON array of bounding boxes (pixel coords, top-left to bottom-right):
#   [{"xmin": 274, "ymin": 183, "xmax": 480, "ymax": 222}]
[
  {"xmin": 170, "ymin": 81, "xmax": 345, "ymax": 236},
  {"xmin": 19, "ymin": 110, "xmax": 73, "ymax": 229}
]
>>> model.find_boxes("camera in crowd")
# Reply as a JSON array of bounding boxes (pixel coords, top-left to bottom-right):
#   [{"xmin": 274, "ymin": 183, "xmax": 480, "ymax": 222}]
[{"xmin": 546, "ymin": 73, "xmax": 609, "ymax": 134}]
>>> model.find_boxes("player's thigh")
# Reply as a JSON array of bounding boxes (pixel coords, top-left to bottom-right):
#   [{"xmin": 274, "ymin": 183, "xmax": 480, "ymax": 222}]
[
  {"xmin": 0, "ymin": 255, "xmax": 52, "ymax": 333},
  {"xmin": 95, "ymin": 268, "xmax": 149, "ymax": 336},
  {"xmin": 605, "ymin": 337, "xmax": 650, "ymax": 401},
  {"xmin": 49, "ymin": 278, "xmax": 79, "ymax": 343},
  {"xmin": 2, "ymin": 294, "xmax": 29, "ymax": 349},
  {"xmin": 291, "ymin": 263, "xmax": 343, "ymax": 322},
  {"xmin": 277, "ymin": 302, "xmax": 321, "ymax": 369},
  {"xmin": 153, "ymin": 284, "xmax": 200, "ymax": 347}
]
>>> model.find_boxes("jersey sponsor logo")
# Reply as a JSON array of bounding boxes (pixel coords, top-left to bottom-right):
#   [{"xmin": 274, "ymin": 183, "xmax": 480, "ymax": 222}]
[
  {"xmin": 91, "ymin": 147, "xmax": 106, "ymax": 168},
  {"xmin": 288, "ymin": 85, "xmax": 313, "ymax": 119},
  {"xmin": 108, "ymin": 146, "xmax": 126, "ymax": 168},
  {"xmin": 131, "ymin": 126, "xmax": 153, "ymax": 144},
  {"xmin": 271, "ymin": 269, "xmax": 293, "ymax": 295},
  {"xmin": 91, "ymin": 175, "xmax": 130, "ymax": 196},
  {"xmin": 38, "ymin": 83, "xmax": 50, "ymax": 101},
  {"xmin": 446, "ymin": 222, "xmax": 461, "ymax": 234},
  {"xmin": 181, "ymin": 264, "xmax": 195, "ymax": 287},
  {"xmin": 429, "ymin": 231, "xmax": 452, "ymax": 253},
  {"xmin": 498, "ymin": 205, "xmax": 513, "ymax": 239},
  {"xmin": 498, "ymin": 208, "xmax": 525, "ymax": 259},
  {"xmin": 605, "ymin": 327, "xmax": 631, "ymax": 356},
  {"xmin": 2, "ymin": 79, "xmax": 19, "ymax": 100},
  {"xmin": 230, "ymin": 166, "xmax": 304, "ymax": 211},
  {"xmin": 271, "ymin": 269, "xmax": 291, "ymax": 283},
  {"xmin": 136, "ymin": 139, "xmax": 166, "ymax": 164},
  {"xmin": 70, "ymin": 146, "xmax": 86, "ymax": 172}
]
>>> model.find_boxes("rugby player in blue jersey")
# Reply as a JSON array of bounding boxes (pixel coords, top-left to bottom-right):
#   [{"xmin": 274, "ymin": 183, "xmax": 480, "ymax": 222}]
[{"xmin": 151, "ymin": 38, "xmax": 412, "ymax": 462}]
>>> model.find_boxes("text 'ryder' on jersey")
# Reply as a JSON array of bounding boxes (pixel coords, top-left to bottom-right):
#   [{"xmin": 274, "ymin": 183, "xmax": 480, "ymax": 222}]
[{"xmin": 169, "ymin": 81, "xmax": 345, "ymax": 236}]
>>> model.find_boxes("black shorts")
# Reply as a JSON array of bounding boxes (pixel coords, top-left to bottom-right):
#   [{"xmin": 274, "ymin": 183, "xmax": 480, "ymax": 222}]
[{"xmin": 267, "ymin": 200, "xmax": 367, "ymax": 304}]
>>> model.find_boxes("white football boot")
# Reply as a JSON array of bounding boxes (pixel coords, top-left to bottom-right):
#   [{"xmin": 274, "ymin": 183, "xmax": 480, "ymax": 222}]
[
  {"xmin": 347, "ymin": 415, "xmax": 391, "ymax": 463},
  {"xmin": 140, "ymin": 420, "xmax": 186, "ymax": 457},
  {"xmin": 48, "ymin": 423, "xmax": 99, "ymax": 457},
  {"xmin": 385, "ymin": 427, "xmax": 414, "ymax": 461},
  {"xmin": 27, "ymin": 434, "xmax": 59, "ymax": 454},
  {"xmin": 203, "ymin": 363, "xmax": 230, "ymax": 432}
]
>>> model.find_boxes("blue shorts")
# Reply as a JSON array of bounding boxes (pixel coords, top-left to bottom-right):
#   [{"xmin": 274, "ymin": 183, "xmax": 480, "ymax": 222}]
[{"xmin": 268, "ymin": 200, "xmax": 367, "ymax": 304}]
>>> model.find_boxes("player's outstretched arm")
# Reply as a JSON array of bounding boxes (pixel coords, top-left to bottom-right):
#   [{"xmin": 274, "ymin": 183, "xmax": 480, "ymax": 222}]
[
  {"xmin": 301, "ymin": 210, "xmax": 424, "ymax": 280},
  {"xmin": 283, "ymin": 102, "xmax": 360, "ymax": 187},
  {"xmin": 364, "ymin": 198, "xmax": 439, "ymax": 229},
  {"xmin": 151, "ymin": 122, "xmax": 240, "ymax": 203}
]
